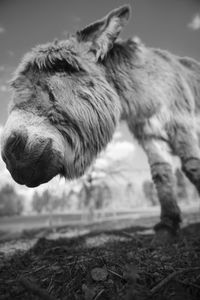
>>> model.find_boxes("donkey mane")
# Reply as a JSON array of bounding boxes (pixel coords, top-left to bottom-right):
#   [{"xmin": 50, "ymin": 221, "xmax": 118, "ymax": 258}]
[
  {"xmin": 10, "ymin": 36, "xmax": 144, "ymax": 91},
  {"xmin": 30, "ymin": 40, "xmax": 83, "ymax": 73},
  {"xmin": 11, "ymin": 38, "xmax": 86, "ymax": 87}
]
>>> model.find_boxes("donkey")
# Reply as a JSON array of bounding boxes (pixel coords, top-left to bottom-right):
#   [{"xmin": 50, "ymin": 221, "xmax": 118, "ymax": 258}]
[{"xmin": 1, "ymin": 5, "xmax": 200, "ymax": 244}]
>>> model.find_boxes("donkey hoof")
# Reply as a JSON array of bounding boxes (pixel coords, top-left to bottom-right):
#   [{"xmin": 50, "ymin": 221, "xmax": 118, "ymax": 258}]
[{"xmin": 151, "ymin": 229, "xmax": 179, "ymax": 247}]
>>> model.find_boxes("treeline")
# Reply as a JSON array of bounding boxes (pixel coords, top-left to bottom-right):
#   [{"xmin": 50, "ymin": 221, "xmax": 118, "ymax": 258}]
[
  {"xmin": 32, "ymin": 181, "xmax": 111, "ymax": 214},
  {"xmin": 0, "ymin": 169, "xmax": 197, "ymax": 217},
  {"xmin": 32, "ymin": 190, "xmax": 69, "ymax": 214}
]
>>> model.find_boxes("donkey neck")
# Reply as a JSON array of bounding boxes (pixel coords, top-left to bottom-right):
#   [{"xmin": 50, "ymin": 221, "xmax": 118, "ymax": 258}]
[{"xmin": 102, "ymin": 40, "xmax": 149, "ymax": 120}]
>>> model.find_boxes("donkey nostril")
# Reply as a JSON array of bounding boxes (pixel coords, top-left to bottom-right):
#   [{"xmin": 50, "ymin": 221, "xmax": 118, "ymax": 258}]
[
  {"xmin": 7, "ymin": 132, "xmax": 22, "ymax": 146},
  {"xmin": 4, "ymin": 130, "xmax": 28, "ymax": 161},
  {"xmin": 6, "ymin": 133, "xmax": 18, "ymax": 147}
]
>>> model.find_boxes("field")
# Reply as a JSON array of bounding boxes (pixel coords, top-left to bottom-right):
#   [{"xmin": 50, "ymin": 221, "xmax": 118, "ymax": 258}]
[{"xmin": 0, "ymin": 205, "xmax": 200, "ymax": 300}]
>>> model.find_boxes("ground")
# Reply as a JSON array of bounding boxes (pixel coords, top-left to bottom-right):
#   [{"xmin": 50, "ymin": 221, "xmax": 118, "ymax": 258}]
[{"xmin": 0, "ymin": 211, "xmax": 200, "ymax": 300}]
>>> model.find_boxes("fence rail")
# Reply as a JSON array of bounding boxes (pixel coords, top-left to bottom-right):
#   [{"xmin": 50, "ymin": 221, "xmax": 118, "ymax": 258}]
[{"xmin": 0, "ymin": 203, "xmax": 199, "ymax": 233}]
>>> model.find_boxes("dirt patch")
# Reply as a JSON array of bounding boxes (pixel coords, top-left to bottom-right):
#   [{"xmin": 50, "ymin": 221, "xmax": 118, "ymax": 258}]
[{"xmin": 0, "ymin": 218, "xmax": 200, "ymax": 300}]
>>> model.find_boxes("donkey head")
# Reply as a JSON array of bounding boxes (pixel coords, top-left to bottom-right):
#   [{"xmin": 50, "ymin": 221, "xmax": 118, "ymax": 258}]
[{"xmin": 1, "ymin": 5, "xmax": 131, "ymax": 187}]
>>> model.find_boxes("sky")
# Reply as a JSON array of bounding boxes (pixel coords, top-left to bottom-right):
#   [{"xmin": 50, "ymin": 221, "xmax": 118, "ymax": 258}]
[{"xmin": 0, "ymin": 0, "xmax": 200, "ymax": 178}]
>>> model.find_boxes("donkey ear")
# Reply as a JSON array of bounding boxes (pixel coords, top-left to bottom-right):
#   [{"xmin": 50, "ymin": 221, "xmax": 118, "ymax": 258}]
[{"xmin": 76, "ymin": 5, "xmax": 131, "ymax": 60}]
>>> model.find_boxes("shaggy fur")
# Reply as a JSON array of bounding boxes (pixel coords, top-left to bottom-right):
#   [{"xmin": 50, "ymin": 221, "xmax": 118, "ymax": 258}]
[
  {"xmin": 8, "ymin": 38, "xmax": 121, "ymax": 179},
  {"xmin": 1, "ymin": 5, "xmax": 200, "ymax": 241}
]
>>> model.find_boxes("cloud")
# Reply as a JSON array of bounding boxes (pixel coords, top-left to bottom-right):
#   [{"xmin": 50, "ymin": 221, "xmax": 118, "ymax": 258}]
[
  {"xmin": 0, "ymin": 26, "xmax": 5, "ymax": 34},
  {"xmin": 94, "ymin": 140, "xmax": 135, "ymax": 172},
  {"xmin": 188, "ymin": 14, "xmax": 200, "ymax": 30},
  {"xmin": 106, "ymin": 141, "xmax": 135, "ymax": 161}
]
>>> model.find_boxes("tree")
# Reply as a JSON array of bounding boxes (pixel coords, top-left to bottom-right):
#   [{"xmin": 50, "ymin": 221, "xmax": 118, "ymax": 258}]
[
  {"xmin": 92, "ymin": 182, "xmax": 111, "ymax": 209},
  {"xmin": 126, "ymin": 182, "xmax": 134, "ymax": 202},
  {"xmin": 34, "ymin": 190, "xmax": 50, "ymax": 212},
  {"xmin": 0, "ymin": 184, "xmax": 23, "ymax": 216},
  {"xmin": 32, "ymin": 191, "xmax": 43, "ymax": 213},
  {"xmin": 32, "ymin": 190, "xmax": 51, "ymax": 213},
  {"xmin": 32, "ymin": 189, "xmax": 66, "ymax": 214}
]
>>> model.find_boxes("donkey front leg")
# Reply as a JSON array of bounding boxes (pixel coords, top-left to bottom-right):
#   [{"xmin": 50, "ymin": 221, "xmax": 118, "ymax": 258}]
[
  {"xmin": 142, "ymin": 139, "xmax": 181, "ymax": 244},
  {"xmin": 170, "ymin": 126, "xmax": 200, "ymax": 195}
]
